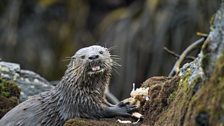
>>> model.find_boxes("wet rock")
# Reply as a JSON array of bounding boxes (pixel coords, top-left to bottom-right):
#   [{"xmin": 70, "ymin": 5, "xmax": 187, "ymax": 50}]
[{"xmin": 0, "ymin": 61, "xmax": 53, "ymax": 101}]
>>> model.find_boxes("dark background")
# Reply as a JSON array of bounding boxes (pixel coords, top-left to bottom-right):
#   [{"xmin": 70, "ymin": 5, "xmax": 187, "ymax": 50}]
[{"xmin": 0, "ymin": 0, "xmax": 220, "ymax": 99}]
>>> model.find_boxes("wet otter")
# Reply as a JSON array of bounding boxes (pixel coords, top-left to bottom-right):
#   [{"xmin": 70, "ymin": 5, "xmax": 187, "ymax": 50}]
[{"xmin": 0, "ymin": 45, "xmax": 136, "ymax": 126}]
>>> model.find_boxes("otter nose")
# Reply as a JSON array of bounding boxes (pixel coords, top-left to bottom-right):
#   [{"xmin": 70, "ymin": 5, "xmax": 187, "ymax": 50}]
[{"xmin": 88, "ymin": 55, "xmax": 99, "ymax": 60}]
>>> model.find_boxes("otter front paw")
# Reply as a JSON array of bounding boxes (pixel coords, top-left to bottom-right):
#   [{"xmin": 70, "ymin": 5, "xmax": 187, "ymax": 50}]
[{"xmin": 112, "ymin": 102, "xmax": 137, "ymax": 117}]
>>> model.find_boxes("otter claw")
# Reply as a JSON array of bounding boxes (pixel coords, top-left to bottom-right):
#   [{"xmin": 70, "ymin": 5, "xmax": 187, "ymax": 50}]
[
  {"xmin": 126, "ymin": 105, "xmax": 137, "ymax": 113},
  {"xmin": 118, "ymin": 103, "xmax": 137, "ymax": 113},
  {"xmin": 107, "ymin": 103, "xmax": 137, "ymax": 117}
]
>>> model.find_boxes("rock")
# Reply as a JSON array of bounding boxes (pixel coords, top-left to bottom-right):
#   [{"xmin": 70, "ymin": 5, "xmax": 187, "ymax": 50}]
[
  {"xmin": 149, "ymin": 3, "xmax": 224, "ymax": 126},
  {"xmin": 0, "ymin": 61, "xmax": 53, "ymax": 101}
]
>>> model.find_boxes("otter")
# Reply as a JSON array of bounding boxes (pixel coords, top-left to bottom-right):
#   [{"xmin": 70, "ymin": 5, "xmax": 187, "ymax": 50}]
[{"xmin": 0, "ymin": 45, "xmax": 136, "ymax": 126}]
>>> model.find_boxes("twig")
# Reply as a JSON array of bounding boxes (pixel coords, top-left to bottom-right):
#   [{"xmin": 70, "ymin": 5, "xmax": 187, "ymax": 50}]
[
  {"xmin": 169, "ymin": 37, "xmax": 206, "ymax": 77},
  {"xmin": 196, "ymin": 32, "xmax": 208, "ymax": 37},
  {"xmin": 164, "ymin": 47, "xmax": 195, "ymax": 60},
  {"xmin": 164, "ymin": 47, "xmax": 180, "ymax": 58}
]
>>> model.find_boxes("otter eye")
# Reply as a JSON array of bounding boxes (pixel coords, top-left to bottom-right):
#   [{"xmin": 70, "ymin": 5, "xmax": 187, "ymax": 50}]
[
  {"xmin": 99, "ymin": 51, "xmax": 103, "ymax": 54},
  {"xmin": 81, "ymin": 55, "xmax": 85, "ymax": 59}
]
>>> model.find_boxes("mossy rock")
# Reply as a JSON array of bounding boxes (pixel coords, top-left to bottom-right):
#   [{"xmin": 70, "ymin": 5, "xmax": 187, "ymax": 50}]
[
  {"xmin": 140, "ymin": 76, "xmax": 180, "ymax": 126},
  {"xmin": 183, "ymin": 55, "xmax": 224, "ymax": 125},
  {"xmin": 0, "ymin": 78, "xmax": 20, "ymax": 98},
  {"xmin": 0, "ymin": 78, "xmax": 20, "ymax": 118},
  {"xmin": 154, "ymin": 54, "xmax": 224, "ymax": 126}
]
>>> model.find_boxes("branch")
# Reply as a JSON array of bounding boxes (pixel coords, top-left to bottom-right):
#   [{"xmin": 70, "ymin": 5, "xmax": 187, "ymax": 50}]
[
  {"xmin": 164, "ymin": 47, "xmax": 195, "ymax": 61},
  {"xmin": 169, "ymin": 37, "xmax": 206, "ymax": 77}
]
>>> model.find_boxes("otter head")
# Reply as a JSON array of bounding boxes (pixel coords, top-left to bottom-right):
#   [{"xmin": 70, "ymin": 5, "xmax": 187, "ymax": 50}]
[{"xmin": 70, "ymin": 45, "xmax": 113, "ymax": 76}]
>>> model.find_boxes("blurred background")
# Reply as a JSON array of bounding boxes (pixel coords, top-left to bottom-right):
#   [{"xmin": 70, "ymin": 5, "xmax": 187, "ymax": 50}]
[{"xmin": 0, "ymin": 0, "xmax": 220, "ymax": 100}]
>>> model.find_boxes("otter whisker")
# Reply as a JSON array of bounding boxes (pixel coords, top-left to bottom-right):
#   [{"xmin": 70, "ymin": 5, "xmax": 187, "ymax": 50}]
[
  {"xmin": 65, "ymin": 57, "xmax": 72, "ymax": 59},
  {"xmin": 107, "ymin": 45, "xmax": 117, "ymax": 51},
  {"xmin": 110, "ymin": 55, "xmax": 121, "ymax": 62},
  {"xmin": 62, "ymin": 56, "xmax": 76, "ymax": 62},
  {"xmin": 110, "ymin": 55, "xmax": 120, "ymax": 58},
  {"xmin": 112, "ymin": 61, "xmax": 121, "ymax": 67},
  {"xmin": 111, "ymin": 58, "xmax": 120, "ymax": 62},
  {"xmin": 62, "ymin": 59, "xmax": 71, "ymax": 62},
  {"xmin": 111, "ymin": 66, "xmax": 120, "ymax": 75}
]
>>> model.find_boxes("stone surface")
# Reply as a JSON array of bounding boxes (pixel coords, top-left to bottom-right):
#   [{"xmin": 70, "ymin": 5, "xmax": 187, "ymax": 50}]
[{"xmin": 0, "ymin": 61, "xmax": 53, "ymax": 101}]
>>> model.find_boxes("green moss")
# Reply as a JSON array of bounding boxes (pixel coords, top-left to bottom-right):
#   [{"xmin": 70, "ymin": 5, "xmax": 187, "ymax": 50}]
[
  {"xmin": 179, "ymin": 68, "xmax": 192, "ymax": 92},
  {"xmin": 0, "ymin": 78, "xmax": 20, "ymax": 98},
  {"xmin": 0, "ymin": 78, "xmax": 20, "ymax": 118},
  {"xmin": 2, "ymin": 92, "xmax": 10, "ymax": 97},
  {"xmin": 168, "ymin": 91, "xmax": 176, "ymax": 103}
]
